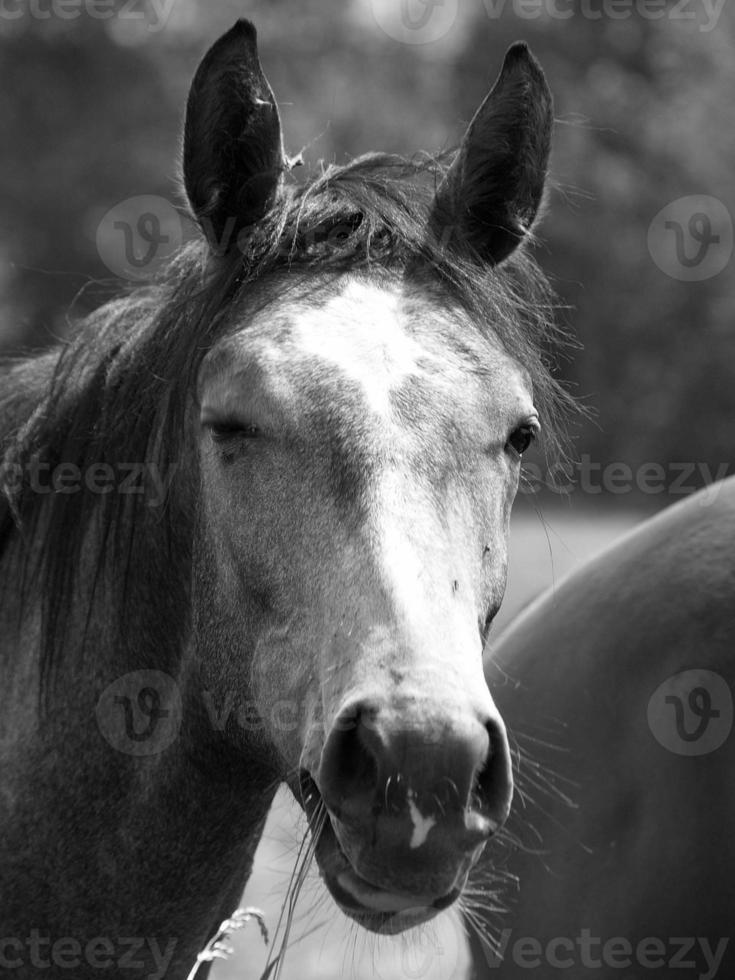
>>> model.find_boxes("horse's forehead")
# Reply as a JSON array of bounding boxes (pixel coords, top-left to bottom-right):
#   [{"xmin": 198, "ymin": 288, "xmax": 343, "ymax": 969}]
[
  {"xmin": 243, "ymin": 277, "xmax": 528, "ymax": 415},
  {"xmin": 287, "ymin": 280, "xmax": 442, "ymax": 415}
]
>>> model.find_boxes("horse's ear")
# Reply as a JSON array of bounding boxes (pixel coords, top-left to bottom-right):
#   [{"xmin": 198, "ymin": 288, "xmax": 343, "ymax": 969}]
[
  {"xmin": 431, "ymin": 43, "xmax": 553, "ymax": 265},
  {"xmin": 183, "ymin": 20, "xmax": 286, "ymax": 250}
]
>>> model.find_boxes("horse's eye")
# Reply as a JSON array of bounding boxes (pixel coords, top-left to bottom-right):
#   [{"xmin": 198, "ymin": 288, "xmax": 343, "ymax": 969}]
[
  {"xmin": 207, "ymin": 421, "xmax": 260, "ymax": 443},
  {"xmin": 506, "ymin": 424, "xmax": 537, "ymax": 457}
]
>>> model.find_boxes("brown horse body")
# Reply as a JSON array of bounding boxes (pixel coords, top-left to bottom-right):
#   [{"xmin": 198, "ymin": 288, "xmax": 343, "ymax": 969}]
[{"xmin": 474, "ymin": 478, "xmax": 735, "ymax": 978}]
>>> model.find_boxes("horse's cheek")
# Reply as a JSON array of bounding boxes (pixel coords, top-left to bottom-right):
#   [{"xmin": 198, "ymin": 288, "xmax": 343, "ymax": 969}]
[{"xmin": 250, "ymin": 628, "xmax": 321, "ymax": 767}]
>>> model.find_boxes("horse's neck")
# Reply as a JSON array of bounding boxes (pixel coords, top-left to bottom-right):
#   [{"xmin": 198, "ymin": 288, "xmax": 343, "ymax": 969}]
[
  {"xmin": 0, "ymin": 532, "xmax": 279, "ymax": 978},
  {"xmin": 0, "ymin": 340, "xmax": 282, "ymax": 973}
]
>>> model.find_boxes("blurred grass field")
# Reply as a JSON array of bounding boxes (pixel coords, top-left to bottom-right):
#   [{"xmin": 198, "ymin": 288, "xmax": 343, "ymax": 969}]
[{"xmin": 211, "ymin": 502, "xmax": 644, "ymax": 980}]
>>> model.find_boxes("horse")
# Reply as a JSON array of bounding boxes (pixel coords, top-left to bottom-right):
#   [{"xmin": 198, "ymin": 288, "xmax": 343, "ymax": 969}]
[
  {"xmin": 469, "ymin": 477, "xmax": 735, "ymax": 978},
  {"xmin": 0, "ymin": 19, "xmax": 574, "ymax": 980}
]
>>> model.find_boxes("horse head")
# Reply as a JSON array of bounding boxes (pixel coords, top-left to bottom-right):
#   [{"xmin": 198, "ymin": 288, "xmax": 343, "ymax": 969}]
[{"xmin": 186, "ymin": 20, "xmax": 553, "ymax": 935}]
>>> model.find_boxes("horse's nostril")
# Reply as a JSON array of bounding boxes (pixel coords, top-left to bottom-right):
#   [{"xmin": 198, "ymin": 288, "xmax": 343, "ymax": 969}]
[
  {"xmin": 319, "ymin": 702, "xmax": 381, "ymax": 819},
  {"xmin": 472, "ymin": 720, "xmax": 513, "ymax": 831},
  {"xmin": 319, "ymin": 699, "xmax": 513, "ymax": 844}
]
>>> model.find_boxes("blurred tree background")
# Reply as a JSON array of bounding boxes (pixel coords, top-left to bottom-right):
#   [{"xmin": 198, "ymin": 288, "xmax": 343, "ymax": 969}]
[{"xmin": 1, "ymin": 0, "xmax": 733, "ymax": 497}]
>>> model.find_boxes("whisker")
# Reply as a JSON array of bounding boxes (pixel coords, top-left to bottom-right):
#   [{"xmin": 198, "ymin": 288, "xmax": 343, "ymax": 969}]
[{"xmin": 260, "ymin": 801, "xmax": 327, "ymax": 979}]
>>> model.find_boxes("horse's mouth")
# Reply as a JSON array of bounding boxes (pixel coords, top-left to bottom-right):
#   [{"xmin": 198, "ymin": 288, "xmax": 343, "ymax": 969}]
[{"xmin": 298, "ymin": 771, "xmax": 463, "ymax": 934}]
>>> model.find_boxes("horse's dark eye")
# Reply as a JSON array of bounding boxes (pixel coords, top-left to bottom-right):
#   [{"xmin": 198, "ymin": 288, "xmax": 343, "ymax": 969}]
[
  {"xmin": 208, "ymin": 421, "xmax": 260, "ymax": 443},
  {"xmin": 506, "ymin": 424, "xmax": 536, "ymax": 457}
]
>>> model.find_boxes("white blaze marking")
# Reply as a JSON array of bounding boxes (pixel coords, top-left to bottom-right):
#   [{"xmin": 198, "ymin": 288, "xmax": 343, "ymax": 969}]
[
  {"xmin": 407, "ymin": 790, "xmax": 437, "ymax": 849},
  {"xmin": 292, "ymin": 279, "xmax": 428, "ymax": 417}
]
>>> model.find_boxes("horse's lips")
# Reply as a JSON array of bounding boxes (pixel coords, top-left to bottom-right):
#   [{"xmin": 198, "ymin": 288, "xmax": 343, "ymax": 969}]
[
  {"xmin": 317, "ymin": 820, "xmax": 460, "ymax": 929},
  {"xmin": 297, "ymin": 770, "xmax": 460, "ymax": 924},
  {"xmin": 335, "ymin": 866, "xmax": 443, "ymax": 914}
]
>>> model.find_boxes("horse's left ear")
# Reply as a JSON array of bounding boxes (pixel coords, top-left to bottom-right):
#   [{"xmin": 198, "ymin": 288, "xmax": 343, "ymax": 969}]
[
  {"xmin": 183, "ymin": 20, "xmax": 286, "ymax": 249},
  {"xmin": 431, "ymin": 43, "xmax": 553, "ymax": 265}
]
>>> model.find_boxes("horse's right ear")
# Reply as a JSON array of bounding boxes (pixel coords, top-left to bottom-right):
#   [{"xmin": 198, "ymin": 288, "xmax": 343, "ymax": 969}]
[{"xmin": 183, "ymin": 20, "xmax": 286, "ymax": 250}]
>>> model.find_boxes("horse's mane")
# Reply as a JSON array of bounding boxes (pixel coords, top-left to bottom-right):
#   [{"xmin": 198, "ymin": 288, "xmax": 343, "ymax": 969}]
[{"xmin": 0, "ymin": 152, "xmax": 574, "ymax": 698}]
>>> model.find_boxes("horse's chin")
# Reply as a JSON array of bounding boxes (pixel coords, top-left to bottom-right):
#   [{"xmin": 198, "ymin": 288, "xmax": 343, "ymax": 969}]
[{"xmin": 297, "ymin": 772, "xmax": 463, "ymax": 934}]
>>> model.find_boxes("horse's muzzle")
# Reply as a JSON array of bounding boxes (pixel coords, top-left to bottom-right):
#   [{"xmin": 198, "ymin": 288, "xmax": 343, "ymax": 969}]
[{"xmin": 301, "ymin": 695, "xmax": 512, "ymax": 930}]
